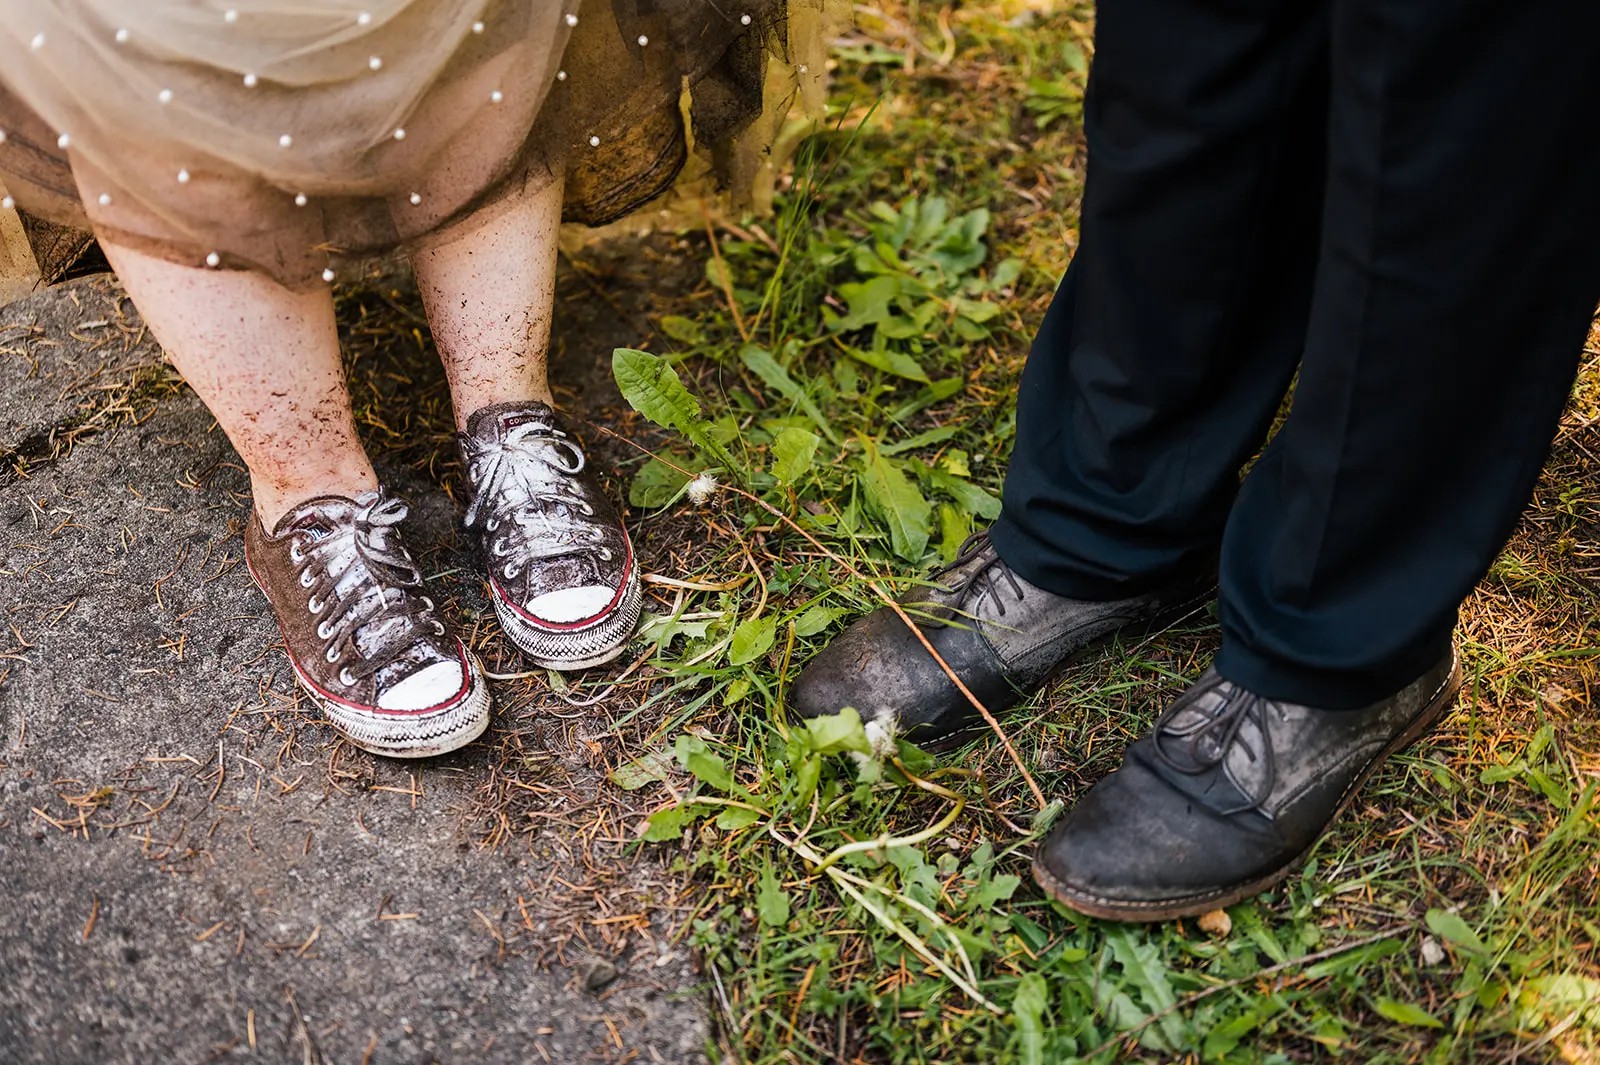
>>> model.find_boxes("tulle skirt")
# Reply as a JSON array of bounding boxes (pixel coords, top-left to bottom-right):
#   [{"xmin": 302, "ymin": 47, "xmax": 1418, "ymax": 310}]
[{"xmin": 0, "ymin": 0, "xmax": 832, "ymax": 288}]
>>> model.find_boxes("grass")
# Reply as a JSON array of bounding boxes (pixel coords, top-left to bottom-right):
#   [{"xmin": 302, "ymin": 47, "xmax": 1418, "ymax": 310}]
[{"xmin": 592, "ymin": 1, "xmax": 1600, "ymax": 1061}]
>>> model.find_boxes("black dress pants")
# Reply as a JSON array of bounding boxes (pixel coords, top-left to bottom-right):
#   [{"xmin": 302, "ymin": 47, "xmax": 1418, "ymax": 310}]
[{"xmin": 988, "ymin": 0, "xmax": 1600, "ymax": 708}]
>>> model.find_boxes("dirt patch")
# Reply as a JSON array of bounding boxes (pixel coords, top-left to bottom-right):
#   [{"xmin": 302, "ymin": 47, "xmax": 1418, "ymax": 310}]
[{"xmin": 0, "ymin": 237, "xmax": 718, "ymax": 1064}]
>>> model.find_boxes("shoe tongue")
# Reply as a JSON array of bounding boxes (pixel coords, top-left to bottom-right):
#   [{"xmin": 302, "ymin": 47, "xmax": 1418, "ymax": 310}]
[
  {"xmin": 272, "ymin": 494, "xmax": 360, "ymax": 538},
  {"xmin": 1160, "ymin": 673, "xmax": 1235, "ymax": 738},
  {"xmin": 466, "ymin": 400, "xmax": 559, "ymax": 444}
]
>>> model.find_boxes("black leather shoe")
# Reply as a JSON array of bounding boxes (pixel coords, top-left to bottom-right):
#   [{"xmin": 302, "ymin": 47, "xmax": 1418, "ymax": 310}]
[
  {"xmin": 1033, "ymin": 651, "xmax": 1461, "ymax": 922},
  {"xmin": 787, "ymin": 532, "xmax": 1214, "ymax": 748}
]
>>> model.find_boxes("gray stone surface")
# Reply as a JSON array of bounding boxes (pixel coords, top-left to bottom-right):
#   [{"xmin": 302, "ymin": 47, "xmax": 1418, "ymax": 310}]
[{"xmin": 0, "ymin": 276, "xmax": 707, "ymax": 1064}]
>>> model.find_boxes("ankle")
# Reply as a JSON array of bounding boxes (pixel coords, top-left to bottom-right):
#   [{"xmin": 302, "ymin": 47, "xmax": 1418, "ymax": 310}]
[
  {"xmin": 452, "ymin": 389, "xmax": 557, "ymax": 433},
  {"xmin": 251, "ymin": 470, "xmax": 380, "ymax": 530}
]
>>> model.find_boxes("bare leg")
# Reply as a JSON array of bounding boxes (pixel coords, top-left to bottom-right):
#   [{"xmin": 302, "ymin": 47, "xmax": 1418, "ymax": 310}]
[
  {"xmin": 408, "ymin": 174, "xmax": 563, "ymax": 427},
  {"xmin": 99, "ymin": 241, "xmax": 378, "ymax": 528}
]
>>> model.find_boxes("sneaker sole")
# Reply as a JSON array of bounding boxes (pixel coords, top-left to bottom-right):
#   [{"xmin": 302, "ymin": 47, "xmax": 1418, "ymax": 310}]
[
  {"xmin": 293, "ymin": 651, "xmax": 492, "ymax": 759},
  {"xmin": 1032, "ymin": 654, "xmax": 1463, "ymax": 922},
  {"xmin": 492, "ymin": 574, "xmax": 643, "ymax": 671}
]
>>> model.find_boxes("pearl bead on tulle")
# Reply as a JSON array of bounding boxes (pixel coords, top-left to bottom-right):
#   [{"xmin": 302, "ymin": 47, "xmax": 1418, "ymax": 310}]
[
  {"xmin": 224, "ymin": 9, "xmax": 238, "ymax": 23},
  {"xmin": 57, "ymin": 133, "xmax": 70, "ymax": 149},
  {"xmin": 490, "ymin": 89, "xmax": 504, "ymax": 103},
  {"xmin": 0, "ymin": 129, "xmax": 7, "ymax": 144},
  {"xmin": 589, "ymin": 135, "xmax": 601, "ymax": 146},
  {"xmin": 1, "ymin": 196, "xmax": 14, "ymax": 210},
  {"xmin": 244, "ymin": 73, "xmax": 258, "ymax": 87},
  {"xmin": 115, "ymin": 28, "xmax": 130, "ymax": 44},
  {"xmin": 322, "ymin": 268, "xmax": 336, "ymax": 282},
  {"xmin": 741, "ymin": 13, "xmax": 752, "ymax": 24},
  {"xmin": 98, "ymin": 193, "xmax": 111, "ymax": 206},
  {"xmin": 358, "ymin": 12, "xmax": 372, "ymax": 26},
  {"xmin": 638, "ymin": 34, "xmax": 649, "ymax": 45},
  {"xmin": 29, "ymin": 32, "xmax": 44, "ymax": 50},
  {"xmin": 369, "ymin": 56, "xmax": 383, "ymax": 71},
  {"xmin": 566, "ymin": 13, "xmax": 579, "ymax": 26},
  {"xmin": 178, "ymin": 168, "xmax": 191, "ymax": 183},
  {"xmin": 393, "ymin": 128, "xmax": 406, "ymax": 140},
  {"xmin": 557, "ymin": 70, "xmax": 568, "ymax": 81},
  {"xmin": 205, "ymin": 252, "xmax": 221, "ymax": 267},
  {"xmin": 472, "ymin": 21, "xmax": 485, "ymax": 33},
  {"xmin": 409, "ymin": 192, "xmax": 422, "ymax": 204},
  {"xmin": 158, "ymin": 89, "xmax": 174, "ymax": 104},
  {"xmin": 294, "ymin": 193, "xmax": 308, "ymax": 206},
  {"xmin": 278, "ymin": 134, "xmax": 293, "ymax": 148}
]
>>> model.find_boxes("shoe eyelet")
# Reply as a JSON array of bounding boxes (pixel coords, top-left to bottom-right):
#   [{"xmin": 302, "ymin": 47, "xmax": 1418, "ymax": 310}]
[
  {"xmin": 289, "ymin": 545, "xmax": 305, "ymax": 564},
  {"xmin": 598, "ymin": 548, "xmax": 612, "ymax": 561},
  {"xmin": 581, "ymin": 503, "xmax": 595, "ymax": 516},
  {"xmin": 503, "ymin": 565, "xmax": 519, "ymax": 580},
  {"xmin": 432, "ymin": 622, "xmax": 445, "ymax": 636},
  {"xmin": 422, "ymin": 596, "xmax": 435, "ymax": 611},
  {"xmin": 338, "ymin": 667, "xmax": 356, "ymax": 686},
  {"xmin": 325, "ymin": 646, "xmax": 340, "ymax": 663},
  {"xmin": 307, "ymin": 594, "xmax": 323, "ymax": 614},
  {"xmin": 299, "ymin": 569, "xmax": 316, "ymax": 588},
  {"xmin": 316, "ymin": 620, "xmax": 333, "ymax": 640},
  {"xmin": 487, "ymin": 516, "xmax": 499, "ymax": 532}
]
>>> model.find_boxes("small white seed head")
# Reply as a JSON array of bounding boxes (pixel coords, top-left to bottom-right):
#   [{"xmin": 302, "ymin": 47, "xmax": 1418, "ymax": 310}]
[{"xmin": 686, "ymin": 472, "xmax": 719, "ymax": 506}]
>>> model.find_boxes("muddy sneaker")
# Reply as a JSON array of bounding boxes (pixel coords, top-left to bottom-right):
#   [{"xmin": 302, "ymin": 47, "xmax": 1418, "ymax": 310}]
[
  {"xmin": 459, "ymin": 401, "xmax": 642, "ymax": 670},
  {"xmin": 243, "ymin": 490, "xmax": 491, "ymax": 758}
]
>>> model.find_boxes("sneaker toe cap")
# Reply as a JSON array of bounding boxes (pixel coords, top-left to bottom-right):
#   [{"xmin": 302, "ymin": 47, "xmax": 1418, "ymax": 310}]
[
  {"xmin": 521, "ymin": 584, "xmax": 620, "ymax": 624},
  {"xmin": 378, "ymin": 659, "xmax": 467, "ymax": 711}
]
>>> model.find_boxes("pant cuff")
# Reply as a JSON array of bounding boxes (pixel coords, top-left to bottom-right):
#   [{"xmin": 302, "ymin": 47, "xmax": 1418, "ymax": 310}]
[{"xmin": 1213, "ymin": 635, "xmax": 1454, "ymax": 711}]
